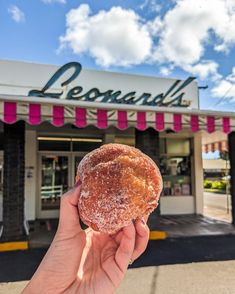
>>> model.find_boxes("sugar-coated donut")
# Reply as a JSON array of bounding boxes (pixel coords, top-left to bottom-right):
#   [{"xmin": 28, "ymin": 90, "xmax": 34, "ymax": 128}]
[{"xmin": 76, "ymin": 143, "xmax": 163, "ymax": 234}]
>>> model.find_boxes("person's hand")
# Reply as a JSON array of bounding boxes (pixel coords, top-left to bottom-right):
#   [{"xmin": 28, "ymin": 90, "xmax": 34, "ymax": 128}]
[{"xmin": 22, "ymin": 183, "xmax": 150, "ymax": 294}]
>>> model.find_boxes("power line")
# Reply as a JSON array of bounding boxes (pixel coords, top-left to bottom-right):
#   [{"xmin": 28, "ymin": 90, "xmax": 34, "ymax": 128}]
[{"xmin": 213, "ymin": 84, "xmax": 234, "ymax": 107}]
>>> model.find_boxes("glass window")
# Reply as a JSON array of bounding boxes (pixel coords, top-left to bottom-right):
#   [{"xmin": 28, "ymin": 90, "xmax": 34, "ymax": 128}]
[
  {"xmin": 74, "ymin": 156, "xmax": 84, "ymax": 182},
  {"xmin": 40, "ymin": 155, "xmax": 68, "ymax": 210},
  {"xmin": 160, "ymin": 137, "xmax": 192, "ymax": 197},
  {"xmin": 38, "ymin": 139, "xmax": 71, "ymax": 151},
  {"xmin": 166, "ymin": 138, "xmax": 190, "ymax": 154},
  {"xmin": 38, "ymin": 136, "xmax": 102, "ymax": 152},
  {"xmin": 72, "ymin": 141, "xmax": 102, "ymax": 152}
]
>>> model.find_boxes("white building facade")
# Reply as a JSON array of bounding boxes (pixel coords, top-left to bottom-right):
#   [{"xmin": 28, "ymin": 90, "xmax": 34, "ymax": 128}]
[{"xmin": 0, "ymin": 60, "xmax": 234, "ymax": 236}]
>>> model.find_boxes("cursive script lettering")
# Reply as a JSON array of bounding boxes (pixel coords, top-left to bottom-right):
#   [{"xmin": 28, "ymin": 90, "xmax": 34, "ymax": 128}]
[
  {"xmin": 28, "ymin": 62, "xmax": 195, "ymax": 107},
  {"xmin": 29, "ymin": 62, "xmax": 82, "ymax": 98}
]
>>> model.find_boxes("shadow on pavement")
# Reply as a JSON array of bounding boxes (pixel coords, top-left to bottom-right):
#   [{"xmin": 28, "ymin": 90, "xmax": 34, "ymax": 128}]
[
  {"xmin": 131, "ymin": 235, "xmax": 235, "ymax": 269},
  {"xmin": 2, "ymin": 235, "xmax": 235, "ymax": 283}
]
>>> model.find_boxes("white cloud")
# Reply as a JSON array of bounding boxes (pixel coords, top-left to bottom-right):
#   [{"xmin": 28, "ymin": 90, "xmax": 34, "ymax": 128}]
[
  {"xmin": 212, "ymin": 67, "xmax": 235, "ymax": 102},
  {"xmin": 139, "ymin": 0, "xmax": 161, "ymax": 13},
  {"xmin": 146, "ymin": 16, "xmax": 163, "ymax": 36},
  {"xmin": 152, "ymin": 0, "xmax": 220, "ymax": 65},
  {"xmin": 58, "ymin": 0, "xmax": 235, "ymax": 81},
  {"xmin": 8, "ymin": 5, "xmax": 25, "ymax": 23},
  {"xmin": 41, "ymin": 0, "xmax": 66, "ymax": 3},
  {"xmin": 139, "ymin": 0, "xmax": 149, "ymax": 10},
  {"xmin": 159, "ymin": 66, "xmax": 173, "ymax": 76},
  {"xmin": 226, "ymin": 67, "xmax": 235, "ymax": 83},
  {"xmin": 153, "ymin": 4, "xmax": 162, "ymax": 13},
  {"xmin": 149, "ymin": 0, "xmax": 235, "ymax": 79},
  {"xmin": 184, "ymin": 61, "xmax": 221, "ymax": 80},
  {"xmin": 59, "ymin": 4, "xmax": 152, "ymax": 67},
  {"xmin": 151, "ymin": 0, "xmax": 235, "ymax": 64}
]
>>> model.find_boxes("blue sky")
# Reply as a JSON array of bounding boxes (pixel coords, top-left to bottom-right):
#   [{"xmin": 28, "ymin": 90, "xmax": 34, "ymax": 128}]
[{"xmin": 1, "ymin": 0, "xmax": 235, "ymax": 111}]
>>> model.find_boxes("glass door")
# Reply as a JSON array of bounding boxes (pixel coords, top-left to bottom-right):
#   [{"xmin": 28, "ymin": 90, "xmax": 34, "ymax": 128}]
[
  {"xmin": 72, "ymin": 153, "xmax": 87, "ymax": 184},
  {"xmin": 38, "ymin": 154, "xmax": 70, "ymax": 218},
  {"xmin": 38, "ymin": 152, "xmax": 87, "ymax": 218}
]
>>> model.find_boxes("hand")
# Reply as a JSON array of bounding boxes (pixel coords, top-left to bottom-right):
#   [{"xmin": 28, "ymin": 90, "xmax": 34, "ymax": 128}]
[{"xmin": 22, "ymin": 184, "xmax": 150, "ymax": 294}]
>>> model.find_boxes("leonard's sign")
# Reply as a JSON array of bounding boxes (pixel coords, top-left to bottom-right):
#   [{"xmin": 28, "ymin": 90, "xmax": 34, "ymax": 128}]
[{"xmin": 28, "ymin": 62, "xmax": 198, "ymax": 108}]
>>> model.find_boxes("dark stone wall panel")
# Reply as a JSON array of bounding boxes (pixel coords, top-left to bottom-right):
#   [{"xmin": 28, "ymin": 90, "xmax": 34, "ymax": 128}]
[
  {"xmin": 228, "ymin": 132, "xmax": 235, "ymax": 225},
  {"xmin": 1, "ymin": 122, "xmax": 25, "ymax": 242}
]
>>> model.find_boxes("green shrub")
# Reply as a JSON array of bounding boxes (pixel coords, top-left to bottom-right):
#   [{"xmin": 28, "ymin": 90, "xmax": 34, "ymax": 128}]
[
  {"xmin": 204, "ymin": 180, "xmax": 212, "ymax": 189},
  {"xmin": 211, "ymin": 181, "xmax": 227, "ymax": 190}
]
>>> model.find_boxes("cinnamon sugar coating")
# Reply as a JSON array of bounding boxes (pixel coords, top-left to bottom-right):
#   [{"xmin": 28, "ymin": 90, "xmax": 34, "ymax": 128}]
[{"xmin": 77, "ymin": 143, "xmax": 163, "ymax": 234}]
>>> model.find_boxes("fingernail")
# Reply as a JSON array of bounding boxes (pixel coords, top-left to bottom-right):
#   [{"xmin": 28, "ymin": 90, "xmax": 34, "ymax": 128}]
[
  {"xmin": 141, "ymin": 218, "xmax": 145, "ymax": 225},
  {"xmin": 74, "ymin": 180, "xmax": 82, "ymax": 187}
]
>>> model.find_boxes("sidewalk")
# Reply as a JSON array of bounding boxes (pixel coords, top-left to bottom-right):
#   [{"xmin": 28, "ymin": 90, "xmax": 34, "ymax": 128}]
[
  {"xmin": 117, "ymin": 260, "xmax": 235, "ymax": 294},
  {"xmin": 28, "ymin": 213, "xmax": 235, "ymax": 248},
  {"xmin": 27, "ymin": 190, "xmax": 235, "ymax": 247},
  {"xmin": 2, "ymin": 260, "xmax": 235, "ymax": 294},
  {"xmin": 203, "ymin": 191, "xmax": 232, "ymax": 222},
  {"xmin": 148, "ymin": 214, "xmax": 235, "ymax": 238}
]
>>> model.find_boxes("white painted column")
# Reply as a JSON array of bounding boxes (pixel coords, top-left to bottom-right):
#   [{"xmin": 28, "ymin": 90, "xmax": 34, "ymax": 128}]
[
  {"xmin": 194, "ymin": 132, "xmax": 204, "ymax": 214},
  {"xmin": 24, "ymin": 130, "xmax": 37, "ymax": 221}
]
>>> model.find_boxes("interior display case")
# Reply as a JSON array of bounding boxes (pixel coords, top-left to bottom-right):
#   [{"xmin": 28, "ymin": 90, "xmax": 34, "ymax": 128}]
[{"xmin": 159, "ymin": 137, "xmax": 193, "ymax": 197}]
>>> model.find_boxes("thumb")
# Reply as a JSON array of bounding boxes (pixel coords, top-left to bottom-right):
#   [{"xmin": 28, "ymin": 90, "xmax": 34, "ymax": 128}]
[{"xmin": 58, "ymin": 182, "xmax": 83, "ymax": 232}]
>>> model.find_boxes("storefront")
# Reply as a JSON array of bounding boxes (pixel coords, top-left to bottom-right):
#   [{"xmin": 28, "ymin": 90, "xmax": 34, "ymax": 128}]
[
  {"xmin": 0, "ymin": 59, "xmax": 235, "ymax": 242},
  {"xmin": 202, "ymin": 132, "xmax": 229, "ymax": 180}
]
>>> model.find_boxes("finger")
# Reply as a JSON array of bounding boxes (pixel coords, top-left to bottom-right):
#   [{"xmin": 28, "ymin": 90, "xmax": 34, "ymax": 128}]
[
  {"xmin": 111, "ymin": 213, "xmax": 150, "ymax": 246},
  {"xmin": 115, "ymin": 222, "xmax": 135, "ymax": 273},
  {"xmin": 58, "ymin": 182, "xmax": 82, "ymax": 231},
  {"xmin": 110, "ymin": 230, "xmax": 123, "ymax": 245},
  {"xmin": 143, "ymin": 213, "xmax": 150, "ymax": 224},
  {"xmin": 131, "ymin": 218, "xmax": 150, "ymax": 261}
]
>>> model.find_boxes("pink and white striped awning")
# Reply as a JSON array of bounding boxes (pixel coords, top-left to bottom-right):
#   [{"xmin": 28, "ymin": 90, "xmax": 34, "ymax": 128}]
[
  {"xmin": 1, "ymin": 96, "xmax": 235, "ymax": 133},
  {"xmin": 203, "ymin": 140, "xmax": 228, "ymax": 153}
]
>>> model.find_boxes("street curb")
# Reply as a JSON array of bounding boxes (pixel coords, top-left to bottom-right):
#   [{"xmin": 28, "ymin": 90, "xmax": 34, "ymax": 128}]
[
  {"xmin": 149, "ymin": 231, "xmax": 167, "ymax": 240},
  {"xmin": 0, "ymin": 241, "xmax": 29, "ymax": 252}
]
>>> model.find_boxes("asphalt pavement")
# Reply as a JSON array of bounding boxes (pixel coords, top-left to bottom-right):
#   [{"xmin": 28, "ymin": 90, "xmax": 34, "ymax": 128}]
[
  {"xmin": 1, "ymin": 235, "xmax": 235, "ymax": 283},
  {"xmin": 1, "ymin": 192, "xmax": 234, "ymax": 293},
  {"xmin": 2, "ymin": 260, "xmax": 235, "ymax": 294}
]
